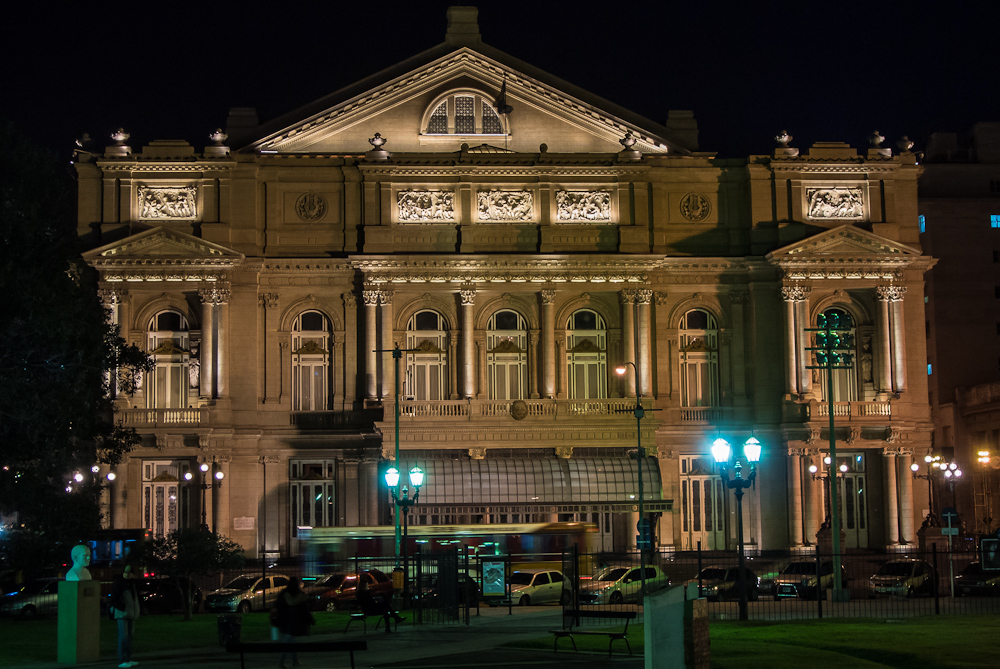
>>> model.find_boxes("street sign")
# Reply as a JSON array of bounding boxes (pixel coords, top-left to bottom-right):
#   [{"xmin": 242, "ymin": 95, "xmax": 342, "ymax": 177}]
[
  {"xmin": 636, "ymin": 518, "xmax": 652, "ymax": 550},
  {"xmin": 942, "ymin": 527, "xmax": 959, "ymax": 535}
]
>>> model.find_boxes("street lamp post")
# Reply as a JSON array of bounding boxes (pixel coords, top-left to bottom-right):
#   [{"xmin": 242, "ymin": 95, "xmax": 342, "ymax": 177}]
[
  {"xmin": 614, "ymin": 362, "xmax": 652, "ymax": 598},
  {"xmin": 978, "ymin": 450, "xmax": 994, "ymax": 534},
  {"xmin": 385, "ymin": 465, "xmax": 424, "ymax": 603},
  {"xmin": 184, "ymin": 461, "xmax": 225, "ymax": 531},
  {"xmin": 711, "ymin": 435, "xmax": 762, "ymax": 622},
  {"xmin": 805, "ymin": 310, "xmax": 854, "ymax": 602},
  {"xmin": 910, "ymin": 454, "xmax": 963, "ymax": 525}
]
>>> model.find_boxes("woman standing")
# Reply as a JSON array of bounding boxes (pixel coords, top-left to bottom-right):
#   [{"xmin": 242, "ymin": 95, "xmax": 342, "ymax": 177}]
[
  {"xmin": 273, "ymin": 577, "xmax": 314, "ymax": 669},
  {"xmin": 109, "ymin": 565, "xmax": 140, "ymax": 669}
]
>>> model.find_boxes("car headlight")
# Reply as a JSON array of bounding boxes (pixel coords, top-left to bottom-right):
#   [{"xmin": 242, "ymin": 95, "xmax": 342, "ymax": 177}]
[{"xmin": 803, "ymin": 577, "xmax": 817, "ymax": 587}]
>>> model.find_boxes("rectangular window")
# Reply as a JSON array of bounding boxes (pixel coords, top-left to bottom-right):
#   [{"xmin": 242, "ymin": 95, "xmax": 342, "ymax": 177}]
[
  {"xmin": 455, "ymin": 95, "xmax": 475, "ymax": 134},
  {"xmin": 992, "ymin": 215, "xmax": 1000, "ymax": 228},
  {"xmin": 918, "ymin": 214, "xmax": 926, "ymax": 233},
  {"xmin": 928, "ymin": 364, "xmax": 933, "ymax": 375}
]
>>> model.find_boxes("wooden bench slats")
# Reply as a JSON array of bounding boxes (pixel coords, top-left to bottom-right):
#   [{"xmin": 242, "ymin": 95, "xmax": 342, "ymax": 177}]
[
  {"xmin": 228, "ymin": 640, "xmax": 367, "ymax": 669},
  {"xmin": 550, "ymin": 610, "xmax": 637, "ymax": 657}
]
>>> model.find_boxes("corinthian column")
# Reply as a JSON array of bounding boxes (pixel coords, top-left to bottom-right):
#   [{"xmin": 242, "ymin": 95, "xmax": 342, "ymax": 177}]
[
  {"xmin": 363, "ymin": 288, "xmax": 379, "ymax": 400},
  {"xmin": 619, "ymin": 289, "xmax": 637, "ymax": 397},
  {"xmin": 198, "ymin": 284, "xmax": 229, "ymax": 399},
  {"xmin": 876, "ymin": 284, "xmax": 907, "ymax": 395},
  {"xmin": 379, "ymin": 290, "xmax": 394, "ymax": 400},
  {"xmin": 636, "ymin": 289, "xmax": 653, "ymax": 397},
  {"xmin": 884, "ymin": 447, "xmax": 900, "ymax": 546},
  {"xmin": 460, "ymin": 287, "xmax": 476, "ymax": 399},
  {"xmin": 541, "ymin": 290, "xmax": 556, "ymax": 399},
  {"xmin": 899, "ymin": 450, "xmax": 916, "ymax": 544},
  {"xmin": 781, "ymin": 283, "xmax": 811, "ymax": 397},
  {"xmin": 788, "ymin": 448, "xmax": 804, "ymax": 546}
]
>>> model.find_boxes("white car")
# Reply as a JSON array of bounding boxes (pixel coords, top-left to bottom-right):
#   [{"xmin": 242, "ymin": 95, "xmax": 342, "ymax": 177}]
[
  {"xmin": 578, "ymin": 565, "xmax": 670, "ymax": 604},
  {"xmin": 204, "ymin": 574, "xmax": 292, "ymax": 613},
  {"xmin": 509, "ymin": 569, "xmax": 567, "ymax": 606}
]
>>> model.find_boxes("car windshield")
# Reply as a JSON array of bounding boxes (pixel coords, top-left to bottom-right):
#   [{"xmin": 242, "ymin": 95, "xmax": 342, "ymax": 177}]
[
  {"xmin": 877, "ymin": 562, "xmax": 915, "ymax": 577},
  {"xmin": 223, "ymin": 576, "xmax": 257, "ymax": 590},
  {"xmin": 699, "ymin": 568, "xmax": 727, "ymax": 580},
  {"xmin": 316, "ymin": 574, "xmax": 348, "ymax": 588},
  {"xmin": 592, "ymin": 568, "xmax": 628, "ymax": 582},
  {"xmin": 781, "ymin": 563, "xmax": 815, "ymax": 575},
  {"xmin": 961, "ymin": 563, "xmax": 984, "ymax": 576},
  {"xmin": 509, "ymin": 572, "xmax": 536, "ymax": 585}
]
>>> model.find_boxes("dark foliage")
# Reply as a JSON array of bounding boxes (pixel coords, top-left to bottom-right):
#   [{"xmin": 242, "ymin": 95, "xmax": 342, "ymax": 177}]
[{"xmin": 0, "ymin": 119, "xmax": 152, "ymax": 570}]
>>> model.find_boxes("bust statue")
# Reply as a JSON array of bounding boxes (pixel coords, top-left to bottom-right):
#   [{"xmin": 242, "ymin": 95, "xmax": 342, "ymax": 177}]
[{"xmin": 65, "ymin": 544, "xmax": 93, "ymax": 581}]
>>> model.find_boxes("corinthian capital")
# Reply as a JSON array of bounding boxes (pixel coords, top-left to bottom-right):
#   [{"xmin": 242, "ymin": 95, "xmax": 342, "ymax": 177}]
[
  {"xmin": 619, "ymin": 289, "xmax": 637, "ymax": 305},
  {"xmin": 362, "ymin": 289, "xmax": 380, "ymax": 306},
  {"xmin": 378, "ymin": 290, "xmax": 394, "ymax": 306},
  {"xmin": 199, "ymin": 283, "xmax": 230, "ymax": 306},
  {"xmin": 635, "ymin": 289, "xmax": 652, "ymax": 305},
  {"xmin": 876, "ymin": 284, "xmax": 907, "ymax": 302},
  {"xmin": 540, "ymin": 289, "xmax": 556, "ymax": 305},
  {"xmin": 460, "ymin": 288, "xmax": 476, "ymax": 305},
  {"xmin": 781, "ymin": 283, "xmax": 811, "ymax": 302}
]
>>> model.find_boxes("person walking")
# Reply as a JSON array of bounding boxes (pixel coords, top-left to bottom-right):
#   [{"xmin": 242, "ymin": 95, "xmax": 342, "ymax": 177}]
[
  {"xmin": 273, "ymin": 577, "xmax": 314, "ymax": 669},
  {"xmin": 109, "ymin": 564, "xmax": 140, "ymax": 668}
]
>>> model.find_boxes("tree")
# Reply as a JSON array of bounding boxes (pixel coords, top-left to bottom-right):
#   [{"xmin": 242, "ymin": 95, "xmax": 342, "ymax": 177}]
[
  {"xmin": 0, "ymin": 119, "xmax": 152, "ymax": 569},
  {"xmin": 139, "ymin": 528, "xmax": 247, "ymax": 620}
]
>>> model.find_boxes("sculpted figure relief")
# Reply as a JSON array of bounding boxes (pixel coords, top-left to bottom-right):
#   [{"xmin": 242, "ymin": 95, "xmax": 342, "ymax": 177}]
[
  {"xmin": 806, "ymin": 187, "xmax": 864, "ymax": 220},
  {"xmin": 398, "ymin": 190, "xmax": 455, "ymax": 221},
  {"xmin": 555, "ymin": 191, "xmax": 611, "ymax": 222},
  {"xmin": 138, "ymin": 187, "xmax": 197, "ymax": 220},
  {"xmin": 477, "ymin": 190, "xmax": 533, "ymax": 221}
]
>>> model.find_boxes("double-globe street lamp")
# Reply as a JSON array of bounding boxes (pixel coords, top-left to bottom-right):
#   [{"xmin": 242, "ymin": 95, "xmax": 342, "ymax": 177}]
[
  {"xmin": 711, "ymin": 435, "xmax": 762, "ymax": 621},
  {"xmin": 911, "ymin": 454, "xmax": 962, "ymax": 524},
  {"xmin": 614, "ymin": 362, "xmax": 652, "ymax": 598},
  {"xmin": 385, "ymin": 465, "xmax": 425, "ymax": 601},
  {"xmin": 184, "ymin": 461, "xmax": 225, "ymax": 531}
]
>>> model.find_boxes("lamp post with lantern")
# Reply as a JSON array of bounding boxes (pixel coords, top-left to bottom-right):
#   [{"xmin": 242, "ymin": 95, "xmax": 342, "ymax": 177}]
[
  {"xmin": 384, "ymin": 465, "xmax": 424, "ymax": 602},
  {"xmin": 184, "ymin": 461, "xmax": 225, "ymax": 531},
  {"xmin": 978, "ymin": 450, "xmax": 994, "ymax": 534},
  {"xmin": 711, "ymin": 434, "xmax": 762, "ymax": 621}
]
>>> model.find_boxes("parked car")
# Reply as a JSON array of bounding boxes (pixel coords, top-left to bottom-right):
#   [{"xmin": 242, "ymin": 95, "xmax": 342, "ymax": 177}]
[
  {"xmin": 772, "ymin": 560, "xmax": 848, "ymax": 600},
  {"xmin": 689, "ymin": 566, "xmax": 759, "ymax": 602},
  {"xmin": 204, "ymin": 574, "xmax": 292, "ymax": 613},
  {"xmin": 955, "ymin": 562, "xmax": 1000, "ymax": 596},
  {"xmin": 578, "ymin": 565, "xmax": 670, "ymax": 605},
  {"xmin": 136, "ymin": 576, "xmax": 203, "ymax": 614},
  {"xmin": 414, "ymin": 572, "xmax": 481, "ymax": 607},
  {"xmin": 869, "ymin": 559, "xmax": 934, "ymax": 597},
  {"xmin": 509, "ymin": 569, "xmax": 566, "ymax": 606},
  {"xmin": 0, "ymin": 579, "xmax": 60, "ymax": 617},
  {"xmin": 303, "ymin": 569, "xmax": 393, "ymax": 611}
]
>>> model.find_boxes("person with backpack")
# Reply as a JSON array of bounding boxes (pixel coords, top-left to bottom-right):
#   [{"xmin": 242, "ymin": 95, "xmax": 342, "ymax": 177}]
[
  {"xmin": 109, "ymin": 565, "xmax": 140, "ymax": 668},
  {"xmin": 272, "ymin": 577, "xmax": 314, "ymax": 669}
]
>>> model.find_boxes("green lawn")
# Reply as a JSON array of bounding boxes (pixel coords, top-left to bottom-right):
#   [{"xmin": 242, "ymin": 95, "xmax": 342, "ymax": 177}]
[
  {"xmin": 5, "ymin": 612, "xmax": 1000, "ymax": 667},
  {"xmin": 512, "ymin": 615, "xmax": 1000, "ymax": 668}
]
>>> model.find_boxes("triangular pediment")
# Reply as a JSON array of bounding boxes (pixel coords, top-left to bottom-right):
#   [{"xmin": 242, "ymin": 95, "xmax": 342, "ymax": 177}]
[
  {"xmin": 766, "ymin": 225, "xmax": 933, "ymax": 280},
  {"xmin": 248, "ymin": 47, "xmax": 689, "ymax": 156},
  {"xmin": 768, "ymin": 225, "xmax": 922, "ymax": 259},
  {"xmin": 83, "ymin": 227, "xmax": 244, "ymax": 282}
]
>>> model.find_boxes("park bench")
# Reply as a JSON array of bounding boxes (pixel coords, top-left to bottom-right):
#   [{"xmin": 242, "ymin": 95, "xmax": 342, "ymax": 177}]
[
  {"xmin": 550, "ymin": 609, "xmax": 637, "ymax": 656},
  {"xmin": 343, "ymin": 608, "xmax": 399, "ymax": 633},
  {"xmin": 227, "ymin": 639, "xmax": 367, "ymax": 669}
]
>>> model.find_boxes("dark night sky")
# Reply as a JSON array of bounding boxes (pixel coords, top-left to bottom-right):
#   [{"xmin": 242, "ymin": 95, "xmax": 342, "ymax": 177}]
[{"xmin": 5, "ymin": 1, "xmax": 1000, "ymax": 159}]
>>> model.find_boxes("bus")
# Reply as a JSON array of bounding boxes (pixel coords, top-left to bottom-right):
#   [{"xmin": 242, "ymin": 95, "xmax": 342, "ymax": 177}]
[{"xmin": 299, "ymin": 522, "xmax": 598, "ymax": 567}]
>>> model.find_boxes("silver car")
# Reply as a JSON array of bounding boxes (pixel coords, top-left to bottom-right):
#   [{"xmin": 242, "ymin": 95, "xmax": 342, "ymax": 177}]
[
  {"xmin": 0, "ymin": 579, "xmax": 60, "ymax": 617},
  {"xmin": 579, "ymin": 565, "xmax": 670, "ymax": 604},
  {"xmin": 509, "ymin": 569, "xmax": 567, "ymax": 606},
  {"xmin": 204, "ymin": 574, "xmax": 292, "ymax": 613}
]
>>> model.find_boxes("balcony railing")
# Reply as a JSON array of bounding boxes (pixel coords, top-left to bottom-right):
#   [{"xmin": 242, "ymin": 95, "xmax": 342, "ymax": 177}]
[
  {"xmin": 394, "ymin": 398, "xmax": 642, "ymax": 421},
  {"xmin": 812, "ymin": 401, "xmax": 892, "ymax": 419},
  {"xmin": 118, "ymin": 408, "xmax": 207, "ymax": 426}
]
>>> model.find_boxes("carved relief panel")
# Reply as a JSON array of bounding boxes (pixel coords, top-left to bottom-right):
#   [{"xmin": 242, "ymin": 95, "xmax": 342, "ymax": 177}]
[
  {"xmin": 477, "ymin": 190, "xmax": 533, "ymax": 222},
  {"xmin": 138, "ymin": 186, "xmax": 197, "ymax": 220},
  {"xmin": 555, "ymin": 190, "xmax": 612, "ymax": 222},
  {"xmin": 397, "ymin": 190, "xmax": 455, "ymax": 222},
  {"xmin": 805, "ymin": 187, "xmax": 865, "ymax": 221}
]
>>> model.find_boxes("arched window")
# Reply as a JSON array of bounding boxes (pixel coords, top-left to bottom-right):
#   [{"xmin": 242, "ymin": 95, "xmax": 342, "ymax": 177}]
[
  {"xmin": 487, "ymin": 310, "xmax": 527, "ymax": 399},
  {"xmin": 566, "ymin": 309, "xmax": 607, "ymax": 399},
  {"xmin": 816, "ymin": 308, "xmax": 858, "ymax": 402},
  {"xmin": 406, "ymin": 310, "xmax": 449, "ymax": 400},
  {"xmin": 292, "ymin": 311, "xmax": 331, "ymax": 412},
  {"xmin": 423, "ymin": 92, "xmax": 506, "ymax": 135},
  {"xmin": 679, "ymin": 309, "xmax": 719, "ymax": 407},
  {"xmin": 146, "ymin": 310, "xmax": 191, "ymax": 409}
]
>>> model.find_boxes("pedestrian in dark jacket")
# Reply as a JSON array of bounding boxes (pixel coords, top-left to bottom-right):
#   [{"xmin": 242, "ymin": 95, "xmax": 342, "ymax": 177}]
[
  {"xmin": 273, "ymin": 577, "xmax": 314, "ymax": 668},
  {"xmin": 109, "ymin": 565, "xmax": 140, "ymax": 668}
]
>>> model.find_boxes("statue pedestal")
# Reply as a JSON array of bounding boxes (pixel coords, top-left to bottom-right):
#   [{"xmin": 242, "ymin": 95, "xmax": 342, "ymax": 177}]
[
  {"xmin": 57, "ymin": 581, "xmax": 101, "ymax": 663},
  {"xmin": 815, "ymin": 524, "xmax": 847, "ymax": 557}
]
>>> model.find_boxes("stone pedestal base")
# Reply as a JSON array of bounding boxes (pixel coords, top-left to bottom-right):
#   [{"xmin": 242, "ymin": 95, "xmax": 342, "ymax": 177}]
[
  {"xmin": 815, "ymin": 525, "xmax": 847, "ymax": 556},
  {"xmin": 57, "ymin": 580, "xmax": 101, "ymax": 663}
]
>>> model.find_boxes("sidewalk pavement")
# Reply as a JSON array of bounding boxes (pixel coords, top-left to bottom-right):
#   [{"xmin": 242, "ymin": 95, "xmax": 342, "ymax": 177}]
[{"xmin": 26, "ymin": 606, "xmax": 645, "ymax": 669}]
